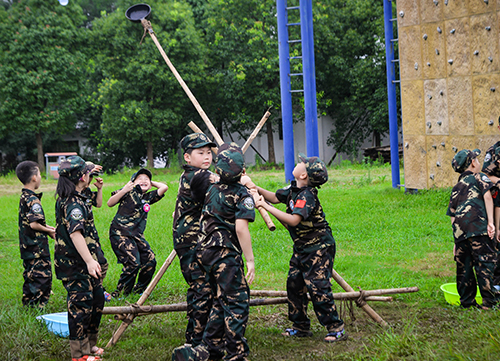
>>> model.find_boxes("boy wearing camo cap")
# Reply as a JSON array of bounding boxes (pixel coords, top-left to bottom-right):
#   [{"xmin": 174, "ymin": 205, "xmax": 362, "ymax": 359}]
[
  {"xmin": 108, "ymin": 168, "xmax": 168, "ymax": 297},
  {"xmin": 447, "ymin": 149, "xmax": 500, "ymax": 309},
  {"xmin": 249, "ymin": 153, "xmax": 347, "ymax": 343},
  {"xmin": 172, "ymin": 142, "xmax": 256, "ymax": 361},
  {"xmin": 173, "ymin": 132, "xmax": 217, "ymax": 346}
]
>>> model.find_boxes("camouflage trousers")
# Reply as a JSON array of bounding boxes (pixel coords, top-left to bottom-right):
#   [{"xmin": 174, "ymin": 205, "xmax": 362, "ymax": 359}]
[
  {"xmin": 177, "ymin": 246, "xmax": 213, "ymax": 346},
  {"xmin": 22, "ymin": 257, "xmax": 52, "ymax": 309},
  {"xmin": 494, "ymin": 239, "xmax": 500, "ymax": 286},
  {"xmin": 198, "ymin": 247, "xmax": 250, "ymax": 361},
  {"xmin": 62, "ymin": 277, "xmax": 104, "ymax": 358},
  {"xmin": 455, "ymin": 236, "xmax": 500, "ymax": 308},
  {"xmin": 110, "ymin": 233, "xmax": 156, "ymax": 295},
  {"xmin": 287, "ymin": 245, "xmax": 344, "ymax": 333}
]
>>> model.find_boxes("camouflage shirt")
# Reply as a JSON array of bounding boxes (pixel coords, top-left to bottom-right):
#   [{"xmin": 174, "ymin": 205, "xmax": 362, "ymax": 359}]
[
  {"xmin": 55, "ymin": 190, "xmax": 103, "ymax": 280},
  {"xmin": 173, "ymin": 165, "xmax": 212, "ymax": 250},
  {"xmin": 481, "ymin": 140, "xmax": 500, "ymax": 177},
  {"xmin": 18, "ymin": 189, "xmax": 50, "ymax": 260},
  {"xmin": 276, "ymin": 181, "xmax": 335, "ymax": 253},
  {"xmin": 446, "ymin": 171, "xmax": 493, "ymax": 243},
  {"xmin": 109, "ymin": 185, "xmax": 163, "ymax": 238},
  {"xmin": 198, "ymin": 182, "xmax": 255, "ymax": 254},
  {"xmin": 82, "ymin": 188, "xmax": 107, "ymax": 265}
]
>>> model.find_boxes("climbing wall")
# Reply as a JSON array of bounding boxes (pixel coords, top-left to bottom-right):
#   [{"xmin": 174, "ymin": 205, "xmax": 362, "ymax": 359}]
[{"xmin": 397, "ymin": 0, "xmax": 500, "ymax": 188}]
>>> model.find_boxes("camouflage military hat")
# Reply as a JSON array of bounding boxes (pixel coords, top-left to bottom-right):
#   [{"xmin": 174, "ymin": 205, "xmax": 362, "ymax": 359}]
[
  {"xmin": 180, "ymin": 133, "xmax": 217, "ymax": 153},
  {"xmin": 58, "ymin": 156, "xmax": 91, "ymax": 181},
  {"xmin": 131, "ymin": 168, "xmax": 152, "ymax": 182},
  {"xmin": 216, "ymin": 142, "xmax": 245, "ymax": 183},
  {"xmin": 298, "ymin": 153, "xmax": 328, "ymax": 187},
  {"xmin": 452, "ymin": 149, "xmax": 481, "ymax": 173}
]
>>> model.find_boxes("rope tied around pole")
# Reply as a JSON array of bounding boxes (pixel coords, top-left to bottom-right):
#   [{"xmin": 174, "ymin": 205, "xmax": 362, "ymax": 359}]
[
  {"xmin": 355, "ymin": 287, "xmax": 367, "ymax": 308},
  {"xmin": 140, "ymin": 18, "xmax": 154, "ymax": 45}
]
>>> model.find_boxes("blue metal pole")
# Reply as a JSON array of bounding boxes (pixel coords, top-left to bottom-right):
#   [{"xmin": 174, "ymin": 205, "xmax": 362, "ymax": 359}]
[
  {"xmin": 277, "ymin": 0, "xmax": 295, "ymax": 182},
  {"xmin": 300, "ymin": 0, "xmax": 319, "ymax": 157},
  {"xmin": 383, "ymin": 0, "xmax": 400, "ymax": 188}
]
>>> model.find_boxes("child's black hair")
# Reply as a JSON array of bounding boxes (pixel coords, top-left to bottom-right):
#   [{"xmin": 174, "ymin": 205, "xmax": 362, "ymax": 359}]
[
  {"xmin": 185, "ymin": 148, "xmax": 194, "ymax": 155},
  {"xmin": 56, "ymin": 176, "xmax": 79, "ymax": 200},
  {"xmin": 15, "ymin": 161, "xmax": 39, "ymax": 185}
]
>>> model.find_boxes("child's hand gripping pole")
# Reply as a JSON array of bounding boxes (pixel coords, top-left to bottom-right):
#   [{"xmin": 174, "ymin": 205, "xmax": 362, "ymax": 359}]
[{"xmin": 241, "ymin": 176, "xmax": 276, "ymax": 231}]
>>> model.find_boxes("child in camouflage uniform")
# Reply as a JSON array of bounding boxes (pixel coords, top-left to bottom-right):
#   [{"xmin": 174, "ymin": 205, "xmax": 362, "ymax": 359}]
[
  {"xmin": 481, "ymin": 118, "xmax": 500, "ymax": 289},
  {"xmin": 173, "ymin": 133, "xmax": 217, "ymax": 346},
  {"xmin": 172, "ymin": 143, "xmax": 256, "ymax": 361},
  {"xmin": 108, "ymin": 168, "xmax": 168, "ymax": 297},
  {"xmin": 251, "ymin": 153, "xmax": 347, "ymax": 343},
  {"xmin": 55, "ymin": 156, "xmax": 105, "ymax": 361},
  {"xmin": 16, "ymin": 161, "xmax": 55, "ymax": 309},
  {"xmin": 447, "ymin": 149, "xmax": 500, "ymax": 309}
]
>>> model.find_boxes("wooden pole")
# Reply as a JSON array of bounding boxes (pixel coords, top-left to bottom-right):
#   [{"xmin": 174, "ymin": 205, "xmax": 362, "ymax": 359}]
[
  {"xmin": 141, "ymin": 19, "xmax": 224, "ymax": 146},
  {"xmin": 249, "ymin": 289, "xmax": 394, "ymax": 302},
  {"xmin": 331, "ymin": 268, "xmax": 388, "ymax": 326},
  {"xmin": 106, "ymin": 250, "xmax": 177, "ymax": 347},
  {"xmin": 241, "ymin": 110, "xmax": 271, "ymax": 153},
  {"xmin": 102, "ymin": 287, "xmax": 417, "ymax": 316}
]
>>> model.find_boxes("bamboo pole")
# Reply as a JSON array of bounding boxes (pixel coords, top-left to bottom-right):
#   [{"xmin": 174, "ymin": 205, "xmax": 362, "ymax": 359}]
[
  {"xmin": 331, "ymin": 268, "xmax": 388, "ymax": 326},
  {"xmin": 103, "ymin": 287, "xmax": 417, "ymax": 316},
  {"xmin": 249, "ymin": 289, "xmax": 394, "ymax": 302},
  {"xmin": 106, "ymin": 250, "xmax": 177, "ymax": 347},
  {"xmin": 141, "ymin": 19, "xmax": 224, "ymax": 146},
  {"xmin": 241, "ymin": 110, "xmax": 271, "ymax": 153}
]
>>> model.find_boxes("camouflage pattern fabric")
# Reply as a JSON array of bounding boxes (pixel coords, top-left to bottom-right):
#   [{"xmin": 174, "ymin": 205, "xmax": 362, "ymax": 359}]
[
  {"xmin": 198, "ymin": 246, "xmax": 250, "ymax": 361},
  {"xmin": 109, "ymin": 185, "xmax": 163, "ymax": 295},
  {"xmin": 287, "ymin": 245, "xmax": 344, "ymax": 333},
  {"xmin": 215, "ymin": 143, "xmax": 244, "ymax": 184},
  {"xmin": 447, "ymin": 171, "xmax": 493, "ymax": 243},
  {"xmin": 275, "ymin": 181, "xmax": 335, "ymax": 253},
  {"xmin": 199, "ymin": 183, "xmax": 255, "ymax": 254},
  {"xmin": 58, "ymin": 155, "xmax": 94, "ymax": 182},
  {"xmin": 171, "ymin": 343, "xmax": 211, "ymax": 361},
  {"xmin": 82, "ymin": 188, "xmax": 107, "ymax": 267},
  {"xmin": 18, "ymin": 188, "xmax": 50, "ymax": 260},
  {"xmin": 481, "ymin": 141, "xmax": 500, "ymax": 177},
  {"xmin": 180, "ymin": 133, "xmax": 216, "ymax": 153},
  {"xmin": 490, "ymin": 182, "xmax": 500, "ymax": 286},
  {"xmin": 452, "ymin": 149, "xmax": 480, "ymax": 173},
  {"xmin": 455, "ymin": 235, "xmax": 500, "ymax": 308},
  {"xmin": 297, "ymin": 153, "xmax": 328, "ymax": 187},
  {"xmin": 55, "ymin": 191, "xmax": 103, "ymax": 281},
  {"xmin": 173, "ymin": 165, "xmax": 212, "ymax": 251},
  {"xmin": 63, "ymin": 277, "xmax": 104, "ymax": 358},
  {"xmin": 22, "ymin": 258, "xmax": 51, "ymax": 308}
]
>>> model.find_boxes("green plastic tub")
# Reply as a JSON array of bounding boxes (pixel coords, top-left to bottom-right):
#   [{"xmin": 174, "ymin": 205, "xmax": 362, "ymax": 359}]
[{"xmin": 440, "ymin": 282, "xmax": 482, "ymax": 306}]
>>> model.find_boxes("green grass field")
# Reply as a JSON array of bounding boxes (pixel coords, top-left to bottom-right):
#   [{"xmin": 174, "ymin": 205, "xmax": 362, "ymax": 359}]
[{"xmin": 0, "ymin": 161, "xmax": 499, "ymax": 360}]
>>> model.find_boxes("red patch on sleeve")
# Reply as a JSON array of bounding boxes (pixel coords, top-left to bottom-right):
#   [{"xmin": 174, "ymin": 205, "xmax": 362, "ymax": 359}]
[{"xmin": 295, "ymin": 199, "xmax": 306, "ymax": 208}]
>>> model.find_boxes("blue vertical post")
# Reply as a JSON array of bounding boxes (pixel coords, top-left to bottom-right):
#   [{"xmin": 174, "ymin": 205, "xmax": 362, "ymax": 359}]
[
  {"xmin": 277, "ymin": 0, "xmax": 295, "ymax": 182},
  {"xmin": 383, "ymin": 0, "xmax": 400, "ymax": 188},
  {"xmin": 300, "ymin": 0, "xmax": 319, "ymax": 157}
]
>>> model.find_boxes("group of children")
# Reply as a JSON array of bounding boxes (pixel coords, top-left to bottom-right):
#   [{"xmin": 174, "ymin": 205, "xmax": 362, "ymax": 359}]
[{"xmin": 17, "ymin": 132, "xmax": 347, "ymax": 361}]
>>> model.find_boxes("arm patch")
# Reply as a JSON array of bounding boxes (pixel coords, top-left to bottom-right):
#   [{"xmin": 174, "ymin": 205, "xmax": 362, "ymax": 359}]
[{"xmin": 295, "ymin": 199, "xmax": 306, "ymax": 209}]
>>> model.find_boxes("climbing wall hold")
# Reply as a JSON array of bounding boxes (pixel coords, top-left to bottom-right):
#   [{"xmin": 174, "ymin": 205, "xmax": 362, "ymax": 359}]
[
  {"xmin": 441, "ymin": 142, "xmax": 445, "ymax": 147},
  {"xmin": 439, "ymin": 90, "xmax": 444, "ymax": 96},
  {"xmin": 474, "ymin": 50, "xmax": 479, "ymax": 55},
  {"xmin": 485, "ymin": 26, "xmax": 491, "ymax": 31},
  {"xmin": 452, "ymin": 146, "xmax": 458, "ymax": 152},
  {"xmin": 489, "ymin": 120, "xmax": 494, "ymax": 125},
  {"xmin": 435, "ymin": 49, "xmax": 440, "ymax": 55},
  {"xmin": 450, "ymin": 29, "xmax": 456, "ymax": 34},
  {"xmin": 423, "ymin": 34, "xmax": 428, "ymax": 40},
  {"xmin": 448, "ymin": 59, "xmax": 453, "ymax": 64},
  {"xmin": 427, "ymin": 62, "xmax": 431, "ymax": 66},
  {"xmin": 437, "ymin": 27, "xmax": 442, "ymax": 34},
  {"xmin": 432, "ymin": 144, "xmax": 437, "ymax": 149},
  {"xmin": 437, "ymin": 121, "xmax": 442, "ymax": 126},
  {"xmin": 491, "ymin": 87, "xmax": 496, "ymax": 92},
  {"xmin": 436, "ymin": 161, "xmax": 441, "ymax": 167},
  {"xmin": 415, "ymin": 63, "xmax": 419, "ymax": 70},
  {"xmin": 428, "ymin": 94, "xmax": 433, "ymax": 99},
  {"xmin": 399, "ymin": 11, "xmax": 404, "ymax": 18},
  {"xmin": 488, "ymin": 57, "xmax": 493, "ymax": 62},
  {"xmin": 430, "ymin": 174, "xmax": 435, "ymax": 180},
  {"xmin": 427, "ymin": 122, "xmax": 432, "ymax": 128}
]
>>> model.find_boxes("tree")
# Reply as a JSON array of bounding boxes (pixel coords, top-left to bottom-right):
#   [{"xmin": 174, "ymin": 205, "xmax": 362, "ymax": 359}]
[
  {"xmin": 89, "ymin": 0, "xmax": 208, "ymax": 168},
  {"xmin": 313, "ymin": 0, "xmax": 388, "ymax": 158},
  {"xmin": 202, "ymin": 0, "xmax": 282, "ymax": 163},
  {"xmin": 0, "ymin": 0, "xmax": 88, "ymax": 171}
]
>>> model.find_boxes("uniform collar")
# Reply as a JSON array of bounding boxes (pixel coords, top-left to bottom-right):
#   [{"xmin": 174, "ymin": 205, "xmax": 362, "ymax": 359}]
[
  {"xmin": 458, "ymin": 170, "xmax": 474, "ymax": 181},
  {"xmin": 22, "ymin": 188, "xmax": 43, "ymax": 199}
]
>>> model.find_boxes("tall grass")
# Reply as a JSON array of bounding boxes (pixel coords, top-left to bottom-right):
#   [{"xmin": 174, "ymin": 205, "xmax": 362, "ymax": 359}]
[{"xmin": 0, "ymin": 162, "xmax": 499, "ymax": 360}]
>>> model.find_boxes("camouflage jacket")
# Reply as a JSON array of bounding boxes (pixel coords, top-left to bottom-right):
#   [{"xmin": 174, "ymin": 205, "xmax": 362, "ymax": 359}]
[
  {"xmin": 481, "ymin": 140, "xmax": 500, "ymax": 177},
  {"xmin": 109, "ymin": 185, "xmax": 163, "ymax": 238},
  {"xmin": 276, "ymin": 181, "xmax": 335, "ymax": 253},
  {"xmin": 198, "ymin": 182, "xmax": 255, "ymax": 254},
  {"xmin": 447, "ymin": 171, "xmax": 493, "ymax": 243},
  {"xmin": 82, "ymin": 188, "xmax": 107, "ymax": 265},
  {"xmin": 173, "ymin": 165, "xmax": 212, "ymax": 250},
  {"xmin": 55, "ymin": 190, "xmax": 103, "ymax": 280},
  {"xmin": 18, "ymin": 189, "xmax": 50, "ymax": 260}
]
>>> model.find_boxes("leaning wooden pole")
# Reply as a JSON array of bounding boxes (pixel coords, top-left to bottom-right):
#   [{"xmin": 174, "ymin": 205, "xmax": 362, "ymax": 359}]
[
  {"xmin": 106, "ymin": 250, "xmax": 177, "ymax": 347},
  {"xmin": 331, "ymin": 268, "xmax": 388, "ymax": 326}
]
